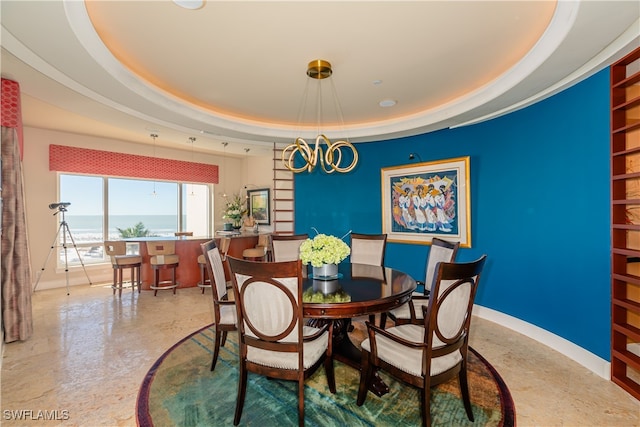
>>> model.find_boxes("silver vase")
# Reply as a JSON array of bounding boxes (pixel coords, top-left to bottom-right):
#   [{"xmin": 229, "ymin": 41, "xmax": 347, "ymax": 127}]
[{"xmin": 312, "ymin": 263, "xmax": 338, "ymax": 279}]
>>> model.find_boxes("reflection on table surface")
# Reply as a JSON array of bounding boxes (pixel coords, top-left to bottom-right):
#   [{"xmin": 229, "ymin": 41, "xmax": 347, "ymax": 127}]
[{"xmin": 302, "ymin": 263, "xmax": 416, "ymax": 318}]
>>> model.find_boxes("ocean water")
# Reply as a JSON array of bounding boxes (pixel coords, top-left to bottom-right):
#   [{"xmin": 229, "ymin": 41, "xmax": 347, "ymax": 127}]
[{"xmin": 63, "ymin": 214, "xmax": 180, "ymax": 242}]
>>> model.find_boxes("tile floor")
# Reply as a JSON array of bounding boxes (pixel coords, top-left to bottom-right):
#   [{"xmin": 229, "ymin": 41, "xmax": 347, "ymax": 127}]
[{"xmin": 1, "ymin": 284, "xmax": 639, "ymax": 426}]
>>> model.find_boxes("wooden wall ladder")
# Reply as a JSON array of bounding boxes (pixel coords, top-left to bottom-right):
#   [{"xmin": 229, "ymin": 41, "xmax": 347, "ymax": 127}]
[{"xmin": 272, "ymin": 143, "xmax": 295, "ymax": 235}]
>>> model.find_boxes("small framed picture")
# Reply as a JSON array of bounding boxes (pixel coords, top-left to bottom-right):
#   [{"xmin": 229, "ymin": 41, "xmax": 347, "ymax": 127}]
[
  {"xmin": 247, "ymin": 188, "xmax": 271, "ymax": 225},
  {"xmin": 381, "ymin": 156, "xmax": 471, "ymax": 247}
]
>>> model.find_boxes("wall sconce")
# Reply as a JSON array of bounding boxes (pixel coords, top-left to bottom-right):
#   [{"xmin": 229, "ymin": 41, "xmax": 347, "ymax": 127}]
[{"xmin": 408, "ymin": 152, "xmax": 423, "ymax": 162}]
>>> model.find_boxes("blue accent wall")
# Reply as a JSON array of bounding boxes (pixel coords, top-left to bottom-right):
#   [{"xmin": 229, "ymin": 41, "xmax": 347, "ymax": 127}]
[{"xmin": 295, "ymin": 69, "xmax": 611, "ymax": 360}]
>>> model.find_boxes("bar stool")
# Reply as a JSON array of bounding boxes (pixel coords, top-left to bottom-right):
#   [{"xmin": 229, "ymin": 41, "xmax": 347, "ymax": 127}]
[
  {"xmin": 197, "ymin": 237, "xmax": 231, "ymax": 293},
  {"xmin": 104, "ymin": 241, "xmax": 142, "ymax": 297},
  {"xmin": 242, "ymin": 234, "xmax": 270, "ymax": 261},
  {"xmin": 146, "ymin": 241, "xmax": 179, "ymax": 296}
]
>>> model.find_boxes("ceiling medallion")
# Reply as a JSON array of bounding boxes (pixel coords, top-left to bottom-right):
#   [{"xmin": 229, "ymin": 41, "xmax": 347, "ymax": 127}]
[{"xmin": 282, "ymin": 60, "xmax": 358, "ymax": 174}]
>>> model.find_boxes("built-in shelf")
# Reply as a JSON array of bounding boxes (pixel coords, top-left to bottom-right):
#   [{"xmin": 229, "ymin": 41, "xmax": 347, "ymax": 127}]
[{"xmin": 611, "ymin": 46, "xmax": 640, "ymax": 401}]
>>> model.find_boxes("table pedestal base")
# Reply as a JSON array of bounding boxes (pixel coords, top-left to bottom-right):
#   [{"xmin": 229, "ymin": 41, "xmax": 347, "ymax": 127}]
[{"xmin": 307, "ymin": 318, "xmax": 389, "ymax": 397}]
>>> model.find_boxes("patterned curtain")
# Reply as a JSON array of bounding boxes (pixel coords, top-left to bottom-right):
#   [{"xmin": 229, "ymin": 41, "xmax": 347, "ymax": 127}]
[{"xmin": 1, "ymin": 78, "xmax": 32, "ymax": 342}]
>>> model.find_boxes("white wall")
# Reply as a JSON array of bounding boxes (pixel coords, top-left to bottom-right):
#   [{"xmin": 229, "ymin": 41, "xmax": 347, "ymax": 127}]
[
  {"xmin": 244, "ymin": 153, "xmax": 276, "ymax": 234},
  {"xmin": 22, "ymin": 127, "xmax": 271, "ymax": 290}
]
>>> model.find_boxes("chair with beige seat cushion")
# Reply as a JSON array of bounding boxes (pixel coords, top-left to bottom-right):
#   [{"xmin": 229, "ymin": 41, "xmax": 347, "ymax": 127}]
[
  {"xmin": 104, "ymin": 240, "xmax": 142, "ymax": 296},
  {"xmin": 227, "ymin": 256, "xmax": 335, "ymax": 426},
  {"xmin": 357, "ymin": 255, "xmax": 487, "ymax": 427},
  {"xmin": 201, "ymin": 239, "xmax": 236, "ymax": 371},
  {"xmin": 388, "ymin": 238, "xmax": 460, "ymax": 327},
  {"xmin": 146, "ymin": 240, "xmax": 179, "ymax": 296},
  {"xmin": 350, "ymin": 232, "xmax": 387, "ymax": 326},
  {"xmin": 270, "ymin": 234, "xmax": 308, "ymax": 262},
  {"xmin": 197, "ymin": 237, "xmax": 231, "ymax": 293},
  {"xmin": 242, "ymin": 234, "xmax": 271, "ymax": 261}
]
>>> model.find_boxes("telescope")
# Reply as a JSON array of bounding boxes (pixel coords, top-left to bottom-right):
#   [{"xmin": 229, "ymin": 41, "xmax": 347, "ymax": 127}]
[{"xmin": 49, "ymin": 202, "xmax": 71, "ymax": 210}]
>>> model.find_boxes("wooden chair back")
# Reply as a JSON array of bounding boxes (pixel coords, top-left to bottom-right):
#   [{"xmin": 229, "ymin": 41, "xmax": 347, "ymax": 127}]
[
  {"xmin": 201, "ymin": 240, "xmax": 230, "ymax": 305},
  {"xmin": 424, "ymin": 238, "xmax": 460, "ymax": 290},
  {"xmin": 350, "ymin": 233, "xmax": 387, "ymax": 266},
  {"xmin": 227, "ymin": 256, "xmax": 335, "ymax": 426},
  {"xmin": 270, "ymin": 234, "xmax": 308, "ymax": 262},
  {"xmin": 200, "ymin": 239, "xmax": 236, "ymax": 371},
  {"xmin": 357, "ymin": 255, "xmax": 487, "ymax": 427},
  {"xmin": 424, "ymin": 256, "xmax": 486, "ymax": 367}
]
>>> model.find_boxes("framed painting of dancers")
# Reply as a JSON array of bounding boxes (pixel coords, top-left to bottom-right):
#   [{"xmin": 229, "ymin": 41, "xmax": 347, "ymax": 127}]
[{"xmin": 381, "ymin": 156, "xmax": 471, "ymax": 247}]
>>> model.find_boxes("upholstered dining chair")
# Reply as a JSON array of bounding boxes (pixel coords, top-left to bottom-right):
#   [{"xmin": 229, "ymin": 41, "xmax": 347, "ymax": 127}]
[
  {"xmin": 227, "ymin": 256, "xmax": 336, "ymax": 427},
  {"xmin": 349, "ymin": 232, "xmax": 387, "ymax": 266},
  {"xmin": 104, "ymin": 240, "xmax": 142, "ymax": 296},
  {"xmin": 146, "ymin": 240, "xmax": 179, "ymax": 295},
  {"xmin": 197, "ymin": 236, "xmax": 231, "ymax": 293},
  {"xmin": 201, "ymin": 239, "xmax": 237, "ymax": 371},
  {"xmin": 350, "ymin": 232, "xmax": 387, "ymax": 326},
  {"xmin": 387, "ymin": 237, "xmax": 460, "ymax": 327},
  {"xmin": 270, "ymin": 233, "xmax": 308, "ymax": 262},
  {"xmin": 357, "ymin": 255, "xmax": 487, "ymax": 427}
]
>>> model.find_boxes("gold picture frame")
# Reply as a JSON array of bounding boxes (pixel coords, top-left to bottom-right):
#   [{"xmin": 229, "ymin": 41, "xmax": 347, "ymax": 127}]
[{"xmin": 381, "ymin": 156, "xmax": 471, "ymax": 247}]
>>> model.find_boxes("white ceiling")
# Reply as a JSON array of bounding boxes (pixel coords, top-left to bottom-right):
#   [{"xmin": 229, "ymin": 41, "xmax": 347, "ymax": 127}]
[{"xmin": 1, "ymin": 1, "xmax": 639, "ymax": 156}]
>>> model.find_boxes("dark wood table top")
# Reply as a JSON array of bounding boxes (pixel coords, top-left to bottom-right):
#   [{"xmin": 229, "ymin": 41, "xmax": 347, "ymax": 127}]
[{"xmin": 302, "ymin": 263, "xmax": 416, "ymax": 319}]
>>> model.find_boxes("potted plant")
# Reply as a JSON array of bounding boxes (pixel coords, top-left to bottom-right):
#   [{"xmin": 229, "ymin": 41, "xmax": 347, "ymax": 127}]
[
  {"xmin": 299, "ymin": 233, "xmax": 350, "ymax": 278},
  {"xmin": 222, "ymin": 193, "xmax": 247, "ymax": 229}
]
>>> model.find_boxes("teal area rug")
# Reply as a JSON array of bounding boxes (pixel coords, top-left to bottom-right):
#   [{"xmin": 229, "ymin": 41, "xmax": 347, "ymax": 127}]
[{"xmin": 136, "ymin": 324, "xmax": 515, "ymax": 426}]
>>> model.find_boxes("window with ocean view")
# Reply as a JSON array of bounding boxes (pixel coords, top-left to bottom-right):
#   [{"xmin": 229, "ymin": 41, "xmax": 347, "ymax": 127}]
[{"xmin": 58, "ymin": 174, "xmax": 212, "ymax": 268}]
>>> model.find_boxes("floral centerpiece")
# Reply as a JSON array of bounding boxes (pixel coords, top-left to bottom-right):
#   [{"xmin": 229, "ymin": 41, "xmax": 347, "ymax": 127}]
[
  {"xmin": 300, "ymin": 233, "xmax": 351, "ymax": 271},
  {"xmin": 222, "ymin": 193, "xmax": 247, "ymax": 228}
]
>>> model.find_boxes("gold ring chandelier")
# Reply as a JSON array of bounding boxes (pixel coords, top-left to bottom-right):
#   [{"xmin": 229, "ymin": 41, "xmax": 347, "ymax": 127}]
[{"xmin": 282, "ymin": 60, "xmax": 359, "ymax": 174}]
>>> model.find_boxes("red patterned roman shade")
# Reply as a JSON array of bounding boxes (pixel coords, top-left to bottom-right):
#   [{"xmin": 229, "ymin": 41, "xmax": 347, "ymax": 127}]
[
  {"xmin": 49, "ymin": 144, "xmax": 219, "ymax": 183},
  {"xmin": 1, "ymin": 78, "xmax": 24, "ymax": 159}
]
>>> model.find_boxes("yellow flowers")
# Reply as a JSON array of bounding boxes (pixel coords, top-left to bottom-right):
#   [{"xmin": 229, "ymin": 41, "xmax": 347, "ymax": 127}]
[{"xmin": 299, "ymin": 234, "xmax": 350, "ymax": 267}]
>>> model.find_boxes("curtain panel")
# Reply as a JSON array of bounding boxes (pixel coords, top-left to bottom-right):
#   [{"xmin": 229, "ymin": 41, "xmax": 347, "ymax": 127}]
[
  {"xmin": 1, "ymin": 78, "xmax": 32, "ymax": 343},
  {"xmin": 1, "ymin": 126, "xmax": 33, "ymax": 342}
]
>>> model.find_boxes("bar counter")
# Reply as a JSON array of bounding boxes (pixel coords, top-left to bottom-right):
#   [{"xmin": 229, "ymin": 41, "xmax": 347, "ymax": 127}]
[{"xmin": 126, "ymin": 232, "xmax": 262, "ymax": 290}]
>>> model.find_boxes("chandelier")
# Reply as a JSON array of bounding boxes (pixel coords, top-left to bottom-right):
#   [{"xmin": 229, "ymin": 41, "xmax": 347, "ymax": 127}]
[{"xmin": 282, "ymin": 60, "xmax": 358, "ymax": 174}]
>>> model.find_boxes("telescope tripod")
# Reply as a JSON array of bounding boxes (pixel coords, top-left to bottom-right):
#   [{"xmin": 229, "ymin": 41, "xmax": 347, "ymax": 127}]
[{"xmin": 33, "ymin": 209, "xmax": 92, "ymax": 294}]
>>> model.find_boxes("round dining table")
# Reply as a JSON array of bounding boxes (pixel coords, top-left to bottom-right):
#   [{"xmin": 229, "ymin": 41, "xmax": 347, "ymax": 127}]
[{"xmin": 302, "ymin": 262, "xmax": 417, "ymax": 396}]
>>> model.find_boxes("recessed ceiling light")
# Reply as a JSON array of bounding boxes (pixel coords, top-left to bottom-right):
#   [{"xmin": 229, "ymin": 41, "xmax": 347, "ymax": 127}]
[
  {"xmin": 379, "ymin": 99, "xmax": 397, "ymax": 107},
  {"xmin": 173, "ymin": 0, "xmax": 205, "ymax": 10}
]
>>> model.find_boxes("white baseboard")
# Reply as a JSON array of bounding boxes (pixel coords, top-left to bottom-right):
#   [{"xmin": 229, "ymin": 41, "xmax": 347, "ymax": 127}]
[{"xmin": 473, "ymin": 305, "xmax": 611, "ymax": 380}]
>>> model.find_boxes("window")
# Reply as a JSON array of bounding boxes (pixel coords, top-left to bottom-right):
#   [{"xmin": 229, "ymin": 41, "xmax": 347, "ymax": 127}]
[
  {"xmin": 58, "ymin": 174, "xmax": 212, "ymax": 268},
  {"xmin": 57, "ymin": 175, "xmax": 104, "ymax": 266},
  {"xmin": 182, "ymin": 183, "xmax": 210, "ymax": 236},
  {"xmin": 108, "ymin": 178, "xmax": 178, "ymax": 237}
]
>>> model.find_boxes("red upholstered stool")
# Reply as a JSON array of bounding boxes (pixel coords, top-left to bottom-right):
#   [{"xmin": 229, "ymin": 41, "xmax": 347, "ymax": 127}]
[{"xmin": 146, "ymin": 241, "xmax": 179, "ymax": 296}]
